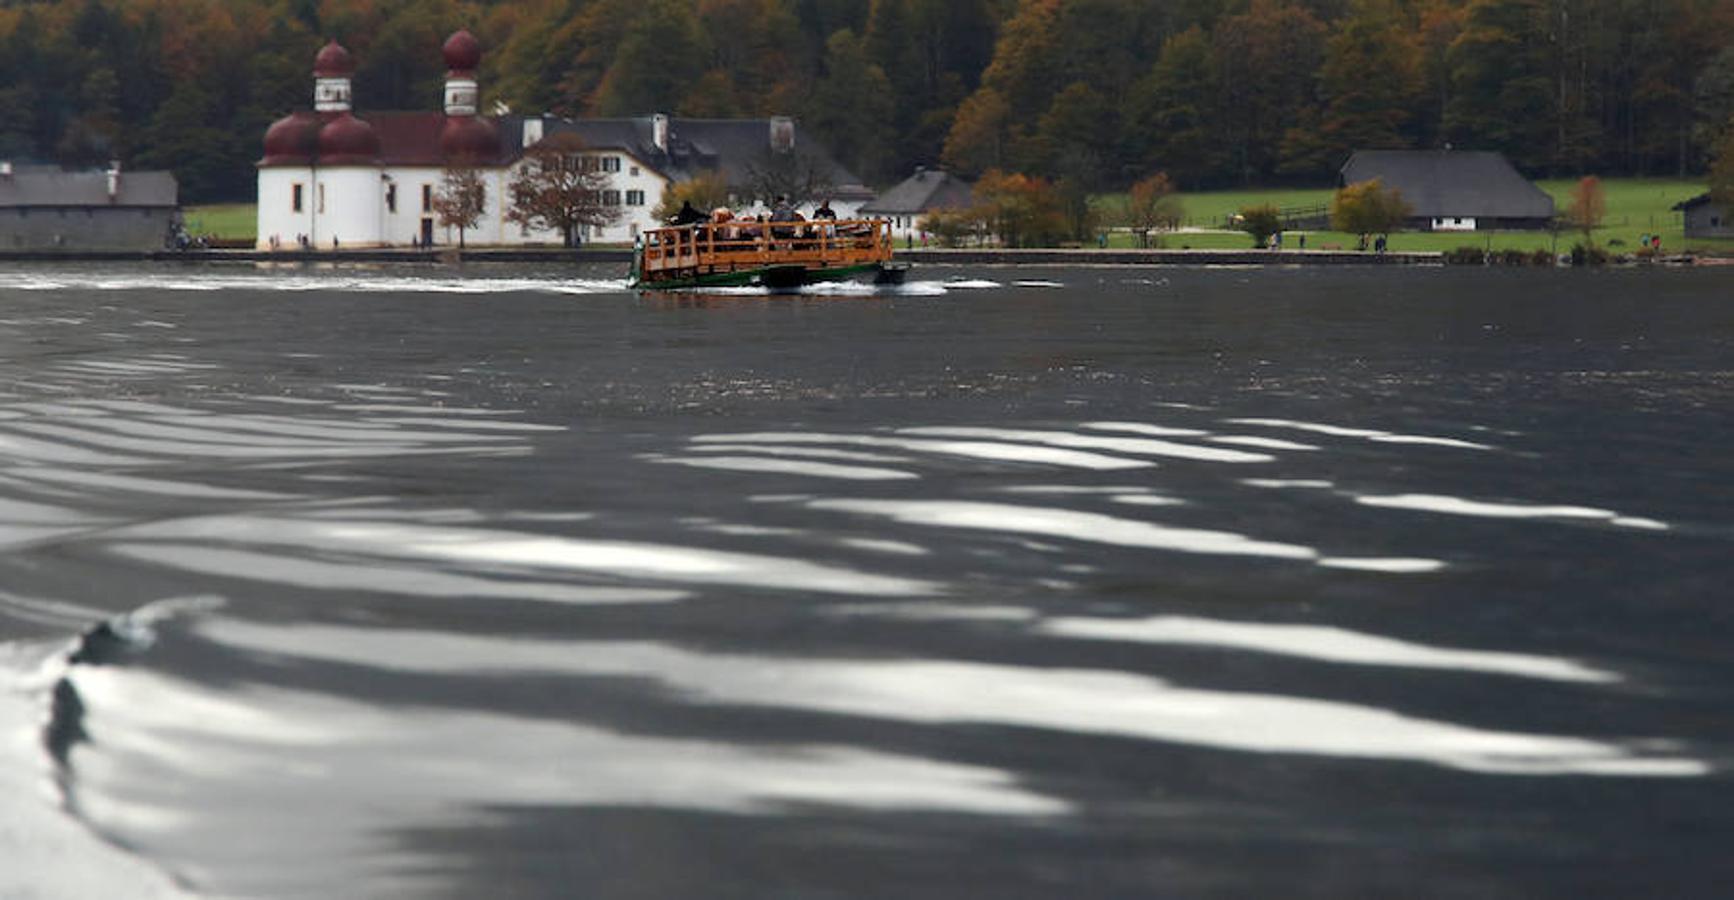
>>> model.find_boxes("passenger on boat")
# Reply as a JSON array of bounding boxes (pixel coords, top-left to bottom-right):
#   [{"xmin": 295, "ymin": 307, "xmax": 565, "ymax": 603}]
[
  {"xmin": 770, "ymin": 196, "xmax": 799, "ymax": 241},
  {"xmin": 670, "ymin": 200, "xmax": 706, "ymax": 227}
]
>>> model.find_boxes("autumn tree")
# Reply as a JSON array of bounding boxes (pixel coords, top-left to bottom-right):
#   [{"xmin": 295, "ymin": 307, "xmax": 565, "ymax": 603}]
[
  {"xmin": 1127, "ymin": 172, "xmax": 1183, "ymax": 248},
  {"xmin": 652, "ymin": 170, "xmax": 730, "ymax": 224},
  {"xmin": 1236, "ymin": 204, "xmax": 1283, "ymax": 249},
  {"xmin": 433, "ymin": 165, "xmax": 487, "ymax": 249},
  {"xmin": 974, "ymin": 169, "xmax": 1064, "ymax": 248},
  {"xmin": 1331, "ymin": 178, "xmax": 1412, "ymax": 243},
  {"xmin": 1562, "ymin": 175, "xmax": 1607, "ymax": 242},
  {"xmin": 506, "ymin": 134, "xmax": 621, "ymax": 248}
]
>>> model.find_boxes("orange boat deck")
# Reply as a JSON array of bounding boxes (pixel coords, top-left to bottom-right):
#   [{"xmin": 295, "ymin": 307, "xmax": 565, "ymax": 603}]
[{"xmin": 637, "ymin": 219, "xmax": 894, "ymax": 284}]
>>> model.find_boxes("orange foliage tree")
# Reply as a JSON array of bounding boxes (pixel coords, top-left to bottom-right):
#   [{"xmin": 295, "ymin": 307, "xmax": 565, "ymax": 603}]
[
  {"xmin": 972, "ymin": 170, "xmax": 1065, "ymax": 248},
  {"xmin": 1563, "ymin": 176, "xmax": 1607, "ymax": 242}
]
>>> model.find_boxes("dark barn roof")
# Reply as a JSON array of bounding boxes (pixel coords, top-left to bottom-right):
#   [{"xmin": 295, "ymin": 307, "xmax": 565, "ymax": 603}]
[
  {"xmin": 1340, "ymin": 150, "xmax": 1554, "ymax": 220},
  {"xmin": 0, "ymin": 168, "xmax": 177, "ymax": 208},
  {"xmin": 1672, "ymin": 192, "xmax": 1722, "ymax": 211},
  {"xmin": 539, "ymin": 116, "xmax": 873, "ymax": 200},
  {"xmin": 862, "ymin": 168, "xmax": 975, "ymax": 215}
]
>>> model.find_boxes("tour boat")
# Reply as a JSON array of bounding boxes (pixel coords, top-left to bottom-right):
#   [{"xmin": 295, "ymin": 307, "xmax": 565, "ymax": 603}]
[{"xmin": 630, "ymin": 218, "xmax": 908, "ymax": 290}]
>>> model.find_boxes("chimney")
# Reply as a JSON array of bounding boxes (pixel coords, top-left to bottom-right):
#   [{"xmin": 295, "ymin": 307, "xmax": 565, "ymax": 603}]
[
  {"xmin": 652, "ymin": 113, "xmax": 669, "ymax": 153},
  {"xmin": 522, "ymin": 116, "xmax": 544, "ymax": 149},
  {"xmin": 769, "ymin": 115, "xmax": 794, "ymax": 153}
]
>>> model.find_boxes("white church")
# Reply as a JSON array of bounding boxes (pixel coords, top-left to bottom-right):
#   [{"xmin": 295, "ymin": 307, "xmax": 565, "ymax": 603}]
[{"xmin": 257, "ymin": 32, "xmax": 872, "ymax": 250}]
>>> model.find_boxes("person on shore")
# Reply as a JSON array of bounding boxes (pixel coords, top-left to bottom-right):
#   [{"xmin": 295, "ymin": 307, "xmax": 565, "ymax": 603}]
[
  {"xmin": 1298, "ymin": 233, "xmax": 1306, "ymax": 250},
  {"xmin": 1374, "ymin": 234, "xmax": 1387, "ymax": 253}
]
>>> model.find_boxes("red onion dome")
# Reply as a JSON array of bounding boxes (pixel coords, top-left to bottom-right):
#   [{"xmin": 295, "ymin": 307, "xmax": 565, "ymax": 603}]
[
  {"xmin": 440, "ymin": 115, "xmax": 500, "ymax": 163},
  {"xmin": 261, "ymin": 111, "xmax": 320, "ymax": 165},
  {"xmin": 314, "ymin": 40, "xmax": 355, "ymax": 77},
  {"xmin": 443, "ymin": 29, "xmax": 482, "ymax": 74},
  {"xmin": 317, "ymin": 112, "xmax": 380, "ymax": 165}
]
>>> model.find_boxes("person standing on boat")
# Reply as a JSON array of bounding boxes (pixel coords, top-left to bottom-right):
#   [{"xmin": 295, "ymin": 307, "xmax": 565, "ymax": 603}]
[
  {"xmin": 813, "ymin": 199, "xmax": 837, "ymax": 241},
  {"xmin": 770, "ymin": 195, "xmax": 798, "ymax": 243},
  {"xmin": 671, "ymin": 200, "xmax": 706, "ymax": 227}
]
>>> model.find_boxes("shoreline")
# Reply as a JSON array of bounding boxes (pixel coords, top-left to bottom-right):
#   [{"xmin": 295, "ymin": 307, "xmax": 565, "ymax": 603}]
[
  {"xmin": 0, "ymin": 246, "xmax": 1708, "ymax": 267},
  {"xmin": 0, "ymin": 247, "xmax": 1442, "ymax": 266}
]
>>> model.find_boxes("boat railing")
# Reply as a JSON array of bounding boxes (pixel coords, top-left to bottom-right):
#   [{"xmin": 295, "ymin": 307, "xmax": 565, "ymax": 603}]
[{"xmin": 637, "ymin": 218, "xmax": 893, "ymax": 282}]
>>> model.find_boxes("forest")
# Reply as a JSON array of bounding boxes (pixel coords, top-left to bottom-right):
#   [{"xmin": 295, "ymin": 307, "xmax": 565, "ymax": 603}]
[{"xmin": 1, "ymin": 0, "xmax": 1732, "ymax": 203}]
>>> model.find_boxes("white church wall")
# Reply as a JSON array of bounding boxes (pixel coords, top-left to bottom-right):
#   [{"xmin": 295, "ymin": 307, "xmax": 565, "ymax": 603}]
[
  {"xmin": 314, "ymin": 167, "xmax": 386, "ymax": 248},
  {"xmin": 256, "ymin": 168, "xmax": 314, "ymax": 249}
]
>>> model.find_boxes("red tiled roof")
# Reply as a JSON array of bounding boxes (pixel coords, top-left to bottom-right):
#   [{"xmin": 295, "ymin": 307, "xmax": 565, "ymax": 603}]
[{"xmin": 366, "ymin": 112, "xmax": 519, "ymax": 167}]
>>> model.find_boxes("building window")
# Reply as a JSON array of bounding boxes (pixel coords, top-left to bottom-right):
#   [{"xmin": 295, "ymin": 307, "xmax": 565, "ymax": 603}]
[
  {"xmin": 1713, "ymin": 216, "xmax": 1722, "ymax": 228},
  {"xmin": 602, "ymin": 156, "xmax": 621, "ymax": 173},
  {"xmin": 292, "ymin": 183, "xmax": 304, "ymax": 213},
  {"xmin": 629, "ymin": 165, "xmax": 640, "ymax": 177},
  {"xmin": 625, "ymin": 189, "xmax": 645, "ymax": 206},
  {"xmin": 386, "ymin": 183, "xmax": 397, "ymax": 214},
  {"xmin": 422, "ymin": 184, "xmax": 432, "ymax": 212},
  {"xmin": 603, "ymin": 190, "xmax": 621, "ymax": 207}
]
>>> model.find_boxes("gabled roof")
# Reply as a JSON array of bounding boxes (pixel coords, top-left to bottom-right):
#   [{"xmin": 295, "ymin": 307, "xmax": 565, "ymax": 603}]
[
  {"xmin": 1672, "ymin": 192, "xmax": 1723, "ymax": 211},
  {"xmin": 0, "ymin": 169, "xmax": 177, "ymax": 207},
  {"xmin": 538, "ymin": 116, "xmax": 873, "ymax": 200},
  {"xmin": 861, "ymin": 168, "xmax": 975, "ymax": 215},
  {"xmin": 1340, "ymin": 150, "xmax": 1555, "ymax": 220}
]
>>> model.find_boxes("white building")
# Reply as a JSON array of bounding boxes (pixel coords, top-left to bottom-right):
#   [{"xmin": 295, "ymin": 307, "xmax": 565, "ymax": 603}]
[{"xmin": 257, "ymin": 33, "xmax": 873, "ymax": 249}]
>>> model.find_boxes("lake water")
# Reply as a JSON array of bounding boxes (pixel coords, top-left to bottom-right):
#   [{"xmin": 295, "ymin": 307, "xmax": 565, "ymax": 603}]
[{"xmin": 1, "ymin": 263, "xmax": 1730, "ymax": 898}]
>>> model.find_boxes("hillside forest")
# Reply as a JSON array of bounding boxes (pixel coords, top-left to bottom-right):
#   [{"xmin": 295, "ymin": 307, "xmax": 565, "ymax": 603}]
[{"xmin": 3, "ymin": 0, "xmax": 1734, "ymax": 203}]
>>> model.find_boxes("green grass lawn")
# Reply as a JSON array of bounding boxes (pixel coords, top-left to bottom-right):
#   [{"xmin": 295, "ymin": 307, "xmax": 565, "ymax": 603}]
[
  {"xmin": 196, "ymin": 177, "xmax": 1732, "ymax": 255},
  {"xmin": 1098, "ymin": 177, "xmax": 1730, "ymax": 254},
  {"xmin": 182, "ymin": 203, "xmax": 256, "ymax": 242}
]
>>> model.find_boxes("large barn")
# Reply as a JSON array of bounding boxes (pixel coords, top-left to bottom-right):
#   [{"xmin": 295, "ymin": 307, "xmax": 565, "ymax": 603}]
[
  {"xmin": 256, "ymin": 33, "xmax": 868, "ymax": 250},
  {"xmin": 0, "ymin": 163, "xmax": 177, "ymax": 252},
  {"xmin": 1339, "ymin": 150, "xmax": 1556, "ymax": 232}
]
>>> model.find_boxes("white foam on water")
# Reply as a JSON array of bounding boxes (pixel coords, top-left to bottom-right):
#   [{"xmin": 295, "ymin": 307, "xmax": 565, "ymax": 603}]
[
  {"xmin": 941, "ymin": 279, "xmax": 1003, "ymax": 289},
  {"xmin": 808, "ymin": 499, "xmax": 1317, "ymax": 561},
  {"xmin": 692, "ymin": 431, "xmax": 1153, "ymax": 471},
  {"xmin": 1013, "ymin": 280, "xmax": 1065, "ymax": 288},
  {"xmin": 1039, "ymin": 616, "xmax": 1612, "ymax": 683},
  {"xmin": 1224, "ymin": 418, "xmax": 1495, "ymax": 451},
  {"xmin": 1354, "ymin": 493, "xmax": 1635, "ymax": 521},
  {"xmin": 108, "ymin": 515, "xmax": 937, "ymax": 598},
  {"xmin": 1208, "ymin": 435, "xmax": 1321, "ymax": 451},
  {"xmin": 1079, "ymin": 421, "xmax": 1211, "ymax": 438},
  {"xmin": 894, "ymin": 426, "xmax": 1273, "ymax": 464},
  {"xmin": 0, "ymin": 272, "xmax": 629, "ymax": 296},
  {"xmin": 688, "ymin": 443, "xmax": 915, "ymax": 464},
  {"xmin": 1241, "ymin": 479, "xmax": 1335, "ymax": 489},
  {"xmin": 104, "ymin": 544, "xmax": 688, "ymax": 606},
  {"xmin": 645, "ymin": 454, "xmax": 920, "ymax": 481},
  {"xmin": 196, "ymin": 622, "xmax": 1706, "ymax": 778},
  {"xmin": 1316, "ymin": 557, "xmax": 1448, "ymax": 573}
]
